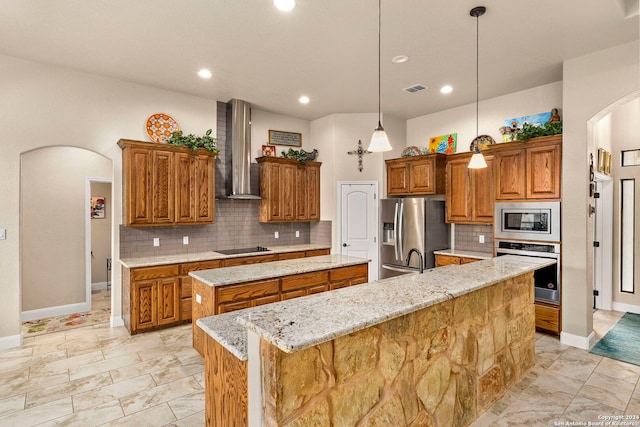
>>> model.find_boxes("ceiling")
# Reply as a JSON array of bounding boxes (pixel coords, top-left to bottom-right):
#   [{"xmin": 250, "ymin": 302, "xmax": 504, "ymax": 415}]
[{"xmin": 0, "ymin": 0, "xmax": 638, "ymax": 121}]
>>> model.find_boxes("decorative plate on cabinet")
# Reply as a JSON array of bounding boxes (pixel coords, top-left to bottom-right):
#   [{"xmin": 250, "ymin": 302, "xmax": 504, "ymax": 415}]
[
  {"xmin": 469, "ymin": 134, "xmax": 495, "ymax": 151},
  {"xmin": 145, "ymin": 113, "xmax": 180, "ymax": 144}
]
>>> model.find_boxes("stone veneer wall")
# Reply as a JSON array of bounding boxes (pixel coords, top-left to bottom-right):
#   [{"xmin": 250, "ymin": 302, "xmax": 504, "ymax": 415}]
[
  {"xmin": 455, "ymin": 224, "xmax": 494, "ymax": 254},
  {"xmin": 260, "ymin": 273, "xmax": 535, "ymax": 427}
]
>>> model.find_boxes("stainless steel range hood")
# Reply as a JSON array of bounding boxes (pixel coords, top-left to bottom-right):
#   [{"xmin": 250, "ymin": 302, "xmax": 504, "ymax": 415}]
[{"xmin": 226, "ymin": 99, "xmax": 261, "ymax": 199}]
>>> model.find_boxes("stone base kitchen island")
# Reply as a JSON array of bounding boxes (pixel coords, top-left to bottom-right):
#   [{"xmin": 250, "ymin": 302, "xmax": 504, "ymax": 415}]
[{"xmin": 197, "ymin": 255, "xmax": 556, "ymax": 427}]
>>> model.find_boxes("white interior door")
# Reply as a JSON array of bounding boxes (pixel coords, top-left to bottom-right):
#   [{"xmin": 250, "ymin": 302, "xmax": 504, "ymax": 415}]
[
  {"xmin": 593, "ymin": 174, "xmax": 613, "ymax": 310},
  {"xmin": 339, "ymin": 182, "xmax": 378, "ymax": 281}
]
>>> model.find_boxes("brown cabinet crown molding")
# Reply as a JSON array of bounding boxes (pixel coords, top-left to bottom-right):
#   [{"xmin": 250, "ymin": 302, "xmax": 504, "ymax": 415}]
[{"xmin": 118, "ymin": 139, "xmax": 216, "ymax": 227}]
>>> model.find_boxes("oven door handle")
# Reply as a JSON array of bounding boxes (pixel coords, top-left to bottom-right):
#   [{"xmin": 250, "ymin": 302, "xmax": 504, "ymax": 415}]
[{"xmin": 495, "ymin": 248, "xmax": 559, "ymax": 259}]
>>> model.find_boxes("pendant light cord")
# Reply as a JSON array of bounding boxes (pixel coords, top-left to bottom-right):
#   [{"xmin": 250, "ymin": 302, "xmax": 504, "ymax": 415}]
[
  {"xmin": 377, "ymin": 0, "xmax": 382, "ymax": 125},
  {"xmin": 475, "ymin": 10, "xmax": 479, "ymax": 139}
]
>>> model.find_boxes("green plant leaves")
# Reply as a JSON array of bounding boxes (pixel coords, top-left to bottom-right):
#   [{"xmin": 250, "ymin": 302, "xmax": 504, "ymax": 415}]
[
  {"xmin": 167, "ymin": 129, "xmax": 218, "ymax": 153},
  {"xmin": 515, "ymin": 122, "xmax": 562, "ymax": 141},
  {"xmin": 281, "ymin": 148, "xmax": 308, "ymax": 163}
]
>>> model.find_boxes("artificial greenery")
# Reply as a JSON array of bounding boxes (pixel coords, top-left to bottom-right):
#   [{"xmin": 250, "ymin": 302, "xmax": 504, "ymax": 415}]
[
  {"xmin": 281, "ymin": 148, "xmax": 309, "ymax": 163},
  {"xmin": 168, "ymin": 129, "xmax": 218, "ymax": 153},
  {"xmin": 515, "ymin": 121, "xmax": 563, "ymax": 142}
]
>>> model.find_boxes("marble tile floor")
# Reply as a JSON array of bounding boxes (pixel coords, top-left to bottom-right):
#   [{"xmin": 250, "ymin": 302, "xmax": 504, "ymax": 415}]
[{"xmin": 0, "ymin": 309, "xmax": 636, "ymax": 426}]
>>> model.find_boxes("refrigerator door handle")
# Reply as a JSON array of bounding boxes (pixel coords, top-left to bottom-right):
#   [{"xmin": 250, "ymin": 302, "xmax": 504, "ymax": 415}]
[
  {"xmin": 398, "ymin": 202, "xmax": 404, "ymax": 262},
  {"xmin": 393, "ymin": 202, "xmax": 400, "ymax": 261}
]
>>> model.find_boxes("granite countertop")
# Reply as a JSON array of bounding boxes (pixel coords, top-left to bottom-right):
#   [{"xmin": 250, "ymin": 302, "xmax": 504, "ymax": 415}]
[
  {"xmin": 197, "ymin": 255, "xmax": 555, "ymax": 360},
  {"xmin": 119, "ymin": 244, "xmax": 331, "ymax": 268},
  {"xmin": 189, "ymin": 254, "xmax": 369, "ymax": 287},
  {"xmin": 433, "ymin": 249, "xmax": 493, "ymax": 260}
]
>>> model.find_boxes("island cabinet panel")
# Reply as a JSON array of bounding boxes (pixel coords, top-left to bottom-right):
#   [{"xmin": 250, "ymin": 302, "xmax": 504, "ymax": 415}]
[
  {"xmin": 257, "ymin": 157, "xmax": 321, "ymax": 223},
  {"xmin": 386, "ymin": 154, "xmax": 446, "ymax": 196},
  {"xmin": 205, "ymin": 335, "xmax": 248, "ymax": 427},
  {"xmin": 192, "ymin": 262, "xmax": 368, "ymax": 356},
  {"xmin": 119, "ymin": 139, "xmax": 216, "ymax": 226}
]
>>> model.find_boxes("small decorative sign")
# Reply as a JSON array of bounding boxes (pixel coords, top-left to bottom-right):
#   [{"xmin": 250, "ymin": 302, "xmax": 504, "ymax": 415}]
[
  {"xmin": 262, "ymin": 145, "xmax": 276, "ymax": 157},
  {"xmin": 269, "ymin": 130, "xmax": 302, "ymax": 147}
]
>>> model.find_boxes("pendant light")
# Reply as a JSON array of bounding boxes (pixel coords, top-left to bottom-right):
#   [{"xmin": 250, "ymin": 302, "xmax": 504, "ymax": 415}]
[
  {"xmin": 468, "ymin": 6, "xmax": 488, "ymax": 169},
  {"xmin": 368, "ymin": 0, "xmax": 392, "ymax": 152}
]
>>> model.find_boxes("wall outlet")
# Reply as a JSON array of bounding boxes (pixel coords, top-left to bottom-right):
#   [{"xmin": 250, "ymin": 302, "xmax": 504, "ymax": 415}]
[
  {"xmin": 274, "ymin": 231, "xmax": 279, "ymax": 239},
  {"xmin": 0, "ymin": 229, "xmax": 5, "ymax": 240},
  {"xmin": 195, "ymin": 294, "xmax": 202, "ymax": 304},
  {"xmin": 295, "ymin": 230, "xmax": 300, "ymax": 238},
  {"xmin": 183, "ymin": 236, "xmax": 189, "ymax": 245},
  {"xmin": 153, "ymin": 237, "xmax": 160, "ymax": 247},
  {"xmin": 478, "ymin": 235, "xmax": 485, "ymax": 244}
]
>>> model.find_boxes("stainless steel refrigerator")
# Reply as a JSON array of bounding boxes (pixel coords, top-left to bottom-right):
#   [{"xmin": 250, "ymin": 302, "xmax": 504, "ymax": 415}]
[{"xmin": 379, "ymin": 197, "xmax": 450, "ymax": 279}]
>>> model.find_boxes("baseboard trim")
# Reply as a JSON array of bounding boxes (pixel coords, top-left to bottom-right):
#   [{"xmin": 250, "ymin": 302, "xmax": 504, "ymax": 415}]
[
  {"xmin": 611, "ymin": 302, "xmax": 640, "ymax": 314},
  {"xmin": 21, "ymin": 302, "xmax": 91, "ymax": 322},
  {"xmin": 560, "ymin": 330, "xmax": 596, "ymax": 350},
  {"xmin": 110, "ymin": 316, "xmax": 124, "ymax": 328},
  {"xmin": 0, "ymin": 333, "xmax": 23, "ymax": 350},
  {"xmin": 92, "ymin": 281, "xmax": 109, "ymax": 291}
]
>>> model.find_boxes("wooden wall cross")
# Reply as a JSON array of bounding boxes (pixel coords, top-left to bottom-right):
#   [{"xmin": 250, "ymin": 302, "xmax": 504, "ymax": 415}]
[{"xmin": 347, "ymin": 140, "xmax": 372, "ymax": 172}]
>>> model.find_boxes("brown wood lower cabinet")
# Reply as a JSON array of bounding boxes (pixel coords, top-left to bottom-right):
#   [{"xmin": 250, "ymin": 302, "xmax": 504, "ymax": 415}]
[
  {"xmin": 122, "ymin": 249, "xmax": 331, "ymax": 335},
  {"xmin": 192, "ymin": 263, "xmax": 368, "ymax": 356},
  {"xmin": 434, "ymin": 254, "xmax": 482, "ymax": 267},
  {"xmin": 535, "ymin": 302, "xmax": 561, "ymax": 335}
]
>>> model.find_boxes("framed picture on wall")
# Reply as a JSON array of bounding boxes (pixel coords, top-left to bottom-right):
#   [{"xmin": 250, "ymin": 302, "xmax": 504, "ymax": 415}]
[
  {"xmin": 91, "ymin": 197, "xmax": 105, "ymax": 219},
  {"xmin": 268, "ymin": 129, "xmax": 302, "ymax": 147}
]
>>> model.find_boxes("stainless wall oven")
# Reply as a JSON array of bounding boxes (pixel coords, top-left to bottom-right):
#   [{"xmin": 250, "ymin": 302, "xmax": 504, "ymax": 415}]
[
  {"xmin": 494, "ymin": 201, "xmax": 560, "ymax": 242},
  {"xmin": 495, "ymin": 240, "xmax": 560, "ymax": 305}
]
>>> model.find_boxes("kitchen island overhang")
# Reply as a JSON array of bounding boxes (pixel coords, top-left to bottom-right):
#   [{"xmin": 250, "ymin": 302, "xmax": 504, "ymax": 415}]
[{"xmin": 198, "ymin": 255, "xmax": 555, "ymax": 427}]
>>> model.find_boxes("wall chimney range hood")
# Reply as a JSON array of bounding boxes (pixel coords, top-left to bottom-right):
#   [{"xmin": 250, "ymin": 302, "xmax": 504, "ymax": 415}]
[{"xmin": 225, "ymin": 99, "xmax": 261, "ymax": 199}]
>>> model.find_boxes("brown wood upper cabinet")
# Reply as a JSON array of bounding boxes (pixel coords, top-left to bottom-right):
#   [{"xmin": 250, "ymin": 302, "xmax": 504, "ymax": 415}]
[
  {"xmin": 494, "ymin": 135, "xmax": 561, "ymax": 201},
  {"xmin": 386, "ymin": 154, "xmax": 446, "ymax": 196},
  {"xmin": 257, "ymin": 157, "xmax": 321, "ymax": 223},
  {"xmin": 445, "ymin": 153, "xmax": 494, "ymax": 224},
  {"xmin": 118, "ymin": 139, "xmax": 216, "ymax": 226}
]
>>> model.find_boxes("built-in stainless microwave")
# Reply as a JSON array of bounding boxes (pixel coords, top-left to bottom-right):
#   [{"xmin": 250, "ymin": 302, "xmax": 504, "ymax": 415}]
[{"xmin": 494, "ymin": 201, "xmax": 561, "ymax": 242}]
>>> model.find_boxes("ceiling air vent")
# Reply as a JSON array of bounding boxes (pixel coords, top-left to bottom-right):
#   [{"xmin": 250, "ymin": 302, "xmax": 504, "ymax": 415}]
[{"xmin": 402, "ymin": 84, "xmax": 427, "ymax": 94}]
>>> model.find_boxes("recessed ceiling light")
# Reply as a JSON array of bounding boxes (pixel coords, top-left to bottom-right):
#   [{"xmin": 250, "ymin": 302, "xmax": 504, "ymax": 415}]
[
  {"xmin": 440, "ymin": 85, "xmax": 453, "ymax": 94},
  {"xmin": 392, "ymin": 55, "xmax": 409, "ymax": 64},
  {"xmin": 274, "ymin": 0, "xmax": 296, "ymax": 11},
  {"xmin": 197, "ymin": 69, "xmax": 212, "ymax": 79},
  {"xmin": 299, "ymin": 96, "xmax": 310, "ymax": 104}
]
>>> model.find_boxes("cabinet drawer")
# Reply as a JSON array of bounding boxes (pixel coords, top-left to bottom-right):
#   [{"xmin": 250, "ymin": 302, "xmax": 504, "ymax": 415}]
[
  {"xmin": 132, "ymin": 265, "xmax": 180, "ymax": 281},
  {"xmin": 330, "ymin": 280, "xmax": 350, "ymax": 291},
  {"xmin": 330, "ymin": 264, "xmax": 368, "ymax": 282},
  {"xmin": 277, "ymin": 251, "xmax": 306, "ymax": 261},
  {"xmin": 180, "ymin": 259, "xmax": 222, "ymax": 275},
  {"xmin": 305, "ymin": 249, "xmax": 330, "ymax": 257},
  {"xmin": 460, "ymin": 257, "xmax": 481, "ymax": 264},
  {"xmin": 281, "ymin": 290, "xmax": 306, "ymax": 300},
  {"xmin": 217, "ymin": 279, "xmax": 280, "ymax": 303},
  {"xmin": 307, "ymin": 284, "xmax": 329, "ymax": 295},
  {"xmin": 351, "ymin": 276, "xmax": 368, "ymax": 286},
  {"xmin": 535, "ymin": 304, "xmax": 560, "ymax": 334},
  {"xmin": 281, "ymin": 271, "xmax": 329, "ymax": 292},
  {"xmin": 434, "ymin": 254, "xmax": 461, "ymax": 267},
  {"xmin": 218, "ymin": 300, "xmax": 252, "ymax": 314},
  {"xmin": 223, "ymin": 254, "xmax": 277, "ymax": 267}
]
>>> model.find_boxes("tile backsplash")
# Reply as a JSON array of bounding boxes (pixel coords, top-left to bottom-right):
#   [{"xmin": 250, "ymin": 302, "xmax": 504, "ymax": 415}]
[
  {"xmin": 454, "ymin": 224, "xmax": 493, "ymax": 253},
  {"xmin": 119, "ymin": 200, "xmax": 335, "ymax": 258}
]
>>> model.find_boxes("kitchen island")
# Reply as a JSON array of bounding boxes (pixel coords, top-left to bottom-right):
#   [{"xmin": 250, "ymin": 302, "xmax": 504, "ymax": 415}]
[
  {"xmin": 197, "ymin": 255, "xmax": 556, "ymax": 427},
  {"xmin": 189, "ymin": 254, "xmax": 369, "ymax": 355}
]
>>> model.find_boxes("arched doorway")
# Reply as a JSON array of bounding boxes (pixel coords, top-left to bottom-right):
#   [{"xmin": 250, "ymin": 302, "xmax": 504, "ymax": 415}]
[{"xmin": 20, "ymin": 146, "xmax": 113, "ymax": 322}]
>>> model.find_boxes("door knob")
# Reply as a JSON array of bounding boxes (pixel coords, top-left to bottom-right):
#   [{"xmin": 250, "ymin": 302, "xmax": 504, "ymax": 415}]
[{"xmin": 342, "ymin": 243, "xmax": 350, "ymax": 247}]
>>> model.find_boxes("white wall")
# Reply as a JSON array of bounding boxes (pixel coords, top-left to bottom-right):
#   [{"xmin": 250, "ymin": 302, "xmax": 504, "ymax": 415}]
[
  {"xmin": 562, "ymin": 40, "xmax": 639, "ymax": 345},
  {"xmin": 407, "ymin": 82, "xmax": 563, "ymax": 154},
  {"xmin": 0, "ymin": 54, "xmax": 217, "ymax": 346},
  {"xmin": 310, "ymin": 113, "xmax": 405, "ymax": 253}
]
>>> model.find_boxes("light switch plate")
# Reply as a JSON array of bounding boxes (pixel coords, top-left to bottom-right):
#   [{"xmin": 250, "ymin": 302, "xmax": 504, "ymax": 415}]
[
  {"xmin": 275, "ymin": 231, "xmax": 279, "ymax": 239},
  {"xmin": 0, "ymin": 229, "xmax": 5, "ymax": 240},
  {"xmin": 196, "ymin": 294, "xmax": 202, "ymax": 304},
  {"xmin": 153, "ymin": 237, "xmax": 160, "ymax": 247},
  {"xmin": 479, "ymin": 235, "xmax": 485, "ymax": 244},
  {"xmin": 295, "ymin": 230, "xmax": 300, "ymax": 238},
  {"xmin": 183, "ymin": 236, "xmax": 189, "ymax": 245}
]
